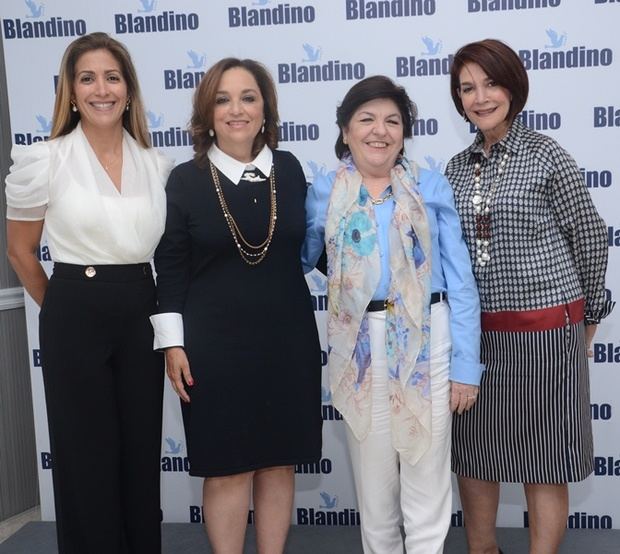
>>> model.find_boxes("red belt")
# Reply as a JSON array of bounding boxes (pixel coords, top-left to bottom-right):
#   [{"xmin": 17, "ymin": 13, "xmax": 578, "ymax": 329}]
[{"xmin": 481, "ymin": 298, "xmax": 584, "ymax": 333}]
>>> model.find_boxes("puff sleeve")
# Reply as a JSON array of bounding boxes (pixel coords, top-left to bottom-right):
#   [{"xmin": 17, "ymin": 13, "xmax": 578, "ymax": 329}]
[
  {"xmin": 5, "ymin": 141, "xmax": 51, "ymax": 221},
  {"xmin": 153, "ymin": 149, "xmax": 175, "ymax": 186}
]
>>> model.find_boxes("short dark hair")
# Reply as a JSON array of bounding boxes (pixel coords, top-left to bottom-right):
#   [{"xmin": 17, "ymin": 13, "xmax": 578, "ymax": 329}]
[
  {"xmin": 191, "ymin": 58, "xmax": 279, "ymax": 167},
  {"xmin": 335, "ymin": 75, "xmax": 417, "ymax": 160},
  {"xmin": 450, "ymin": 39, "xmax": 528, "ymax": 124}
]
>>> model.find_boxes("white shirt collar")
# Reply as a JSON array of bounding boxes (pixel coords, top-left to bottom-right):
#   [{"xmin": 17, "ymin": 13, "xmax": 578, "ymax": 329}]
[{"xmin": 207, "ymin": 144, "xmax": 273, "ymax": 185}]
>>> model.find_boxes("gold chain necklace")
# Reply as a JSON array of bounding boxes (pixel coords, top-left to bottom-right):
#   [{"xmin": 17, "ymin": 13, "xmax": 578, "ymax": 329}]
[
  {"xmin": 209, "ymin": 161, "xmax": 277, "ymax": 266},
  {"xmin": 370, "ymin": 190, "xmax": 393, "ymax": 205}
]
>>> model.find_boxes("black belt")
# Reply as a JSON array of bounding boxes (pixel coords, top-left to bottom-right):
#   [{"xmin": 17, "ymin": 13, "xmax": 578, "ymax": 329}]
[
  {"xmin": 367, "ymin": 292, "xmax": 447, "ymax": 312},
  {"xmin": 52, "ymin": 262, "xmax": 152, "ymax": 282}
]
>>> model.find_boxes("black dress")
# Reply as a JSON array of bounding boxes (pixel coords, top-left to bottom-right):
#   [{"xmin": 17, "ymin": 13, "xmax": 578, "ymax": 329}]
[{"xmin": 155, "ymin": 150, "xmax": 323, "ymax": 477}]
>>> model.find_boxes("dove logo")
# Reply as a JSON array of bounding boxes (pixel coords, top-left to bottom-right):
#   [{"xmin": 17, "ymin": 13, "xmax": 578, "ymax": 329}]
[
  {"xmin": 519, "ymin": 45, "xmax": 613, "ymax": 70},
  {"xmin": 321, "ymin": 386, "xmax": 332, "ymax": 403},
  {"xmin": 295, "ymin": 458, "xmax": 333, "ymax": 474},
  {"xmin": 543, "ymin": 28, "xmax": 566, "ymax": 49},
  {"xmin": 14, "ymin": 115, "xmax": 53, "ymax": 144},
  {"xmin": 580, "ymin": 168, "xmax": 612, "ymax": 189},
  {"xmin": 421, "ymin": 36, "xmax": 442, "ymax": 56},
  {"xmin": 279, "ymin": 121, "xmax": 319, "ymax": 142},
  {"xmin": 591, "ymin": 403, "xmax": 612, "ymax": 421},
  {"xmin": 114, "ymin": 10, "xmax": 199, "ymax": 34},
  {"xmin": 594, "ymin": 106, "xmax": 620, "ymax": 128},
  {"xmin": 161, "ymin": 437, "xmax": 190, "ymax": 472},
  {"xmin": 24, "ymin": 0, "xmax": 45, "ymax": 18},
  {"xmin": 3, "ymin": 16, "xmax": 86, "ymax": 39},
  {"xmin": 228, "ymin": 3, "xmax": 315, "ymax": 27},
  {"xmin": 424, "ymin": 156, "xmax": 444, "ymax": 173},
  {"xmin": 395, "ymin": 54, "xmax": 453, "ymax": 77},
  {"xmin": 468, "ymin": 0, "xmax": 560, "ymax": 11},
  {"xmin": 345, "ymin": 0, "xmax": 436, "ymax": 19}
]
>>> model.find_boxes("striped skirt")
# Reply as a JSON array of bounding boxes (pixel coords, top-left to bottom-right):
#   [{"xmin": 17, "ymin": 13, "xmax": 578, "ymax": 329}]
[{"xmin": 452, "ymin": 305, "xmax": 593, "ymax": 483}]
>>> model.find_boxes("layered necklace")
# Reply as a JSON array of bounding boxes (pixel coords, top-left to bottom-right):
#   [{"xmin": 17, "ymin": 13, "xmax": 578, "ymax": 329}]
[
  {"xmin": 209, "ymin": 161, "xmax": 277, "ymax": 266},
  {"xmin": 472, "ymin": 152, "xmax": 509, "ymax": 267}
]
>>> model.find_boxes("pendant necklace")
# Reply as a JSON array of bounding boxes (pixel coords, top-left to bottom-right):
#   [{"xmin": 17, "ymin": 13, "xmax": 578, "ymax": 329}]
[{"xmin": 472, "ymin": 152, "xmax": 509, "ymax": 267}]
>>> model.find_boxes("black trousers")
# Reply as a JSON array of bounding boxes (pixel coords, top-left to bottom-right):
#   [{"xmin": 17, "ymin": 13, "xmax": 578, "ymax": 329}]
[{"xmin": 39, "ymin": 263, "xmax": 164, "ymax": 554}]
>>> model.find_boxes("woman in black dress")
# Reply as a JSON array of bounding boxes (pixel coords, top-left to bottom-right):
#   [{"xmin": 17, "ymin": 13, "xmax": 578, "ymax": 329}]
[{"xmin": 151, "ymin": 58, "xmax": 322, "ymax": 553}]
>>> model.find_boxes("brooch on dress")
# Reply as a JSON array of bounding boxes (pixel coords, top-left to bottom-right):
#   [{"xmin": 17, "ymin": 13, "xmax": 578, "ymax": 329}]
[{"xmin": 241, "ymin": 169, "xmax": 267, "ymax": 182}]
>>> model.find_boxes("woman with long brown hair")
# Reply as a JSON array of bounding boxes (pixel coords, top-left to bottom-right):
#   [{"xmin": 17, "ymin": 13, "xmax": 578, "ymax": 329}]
[{"xmin": 6, "ymin": 32, "xmax": 172, "ymax": 553}]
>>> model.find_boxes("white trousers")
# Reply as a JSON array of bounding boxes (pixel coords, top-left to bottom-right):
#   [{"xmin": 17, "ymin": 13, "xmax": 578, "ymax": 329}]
[{"xmin": 345, "ymin": 301, "xmax": 452, "ymax": 554}]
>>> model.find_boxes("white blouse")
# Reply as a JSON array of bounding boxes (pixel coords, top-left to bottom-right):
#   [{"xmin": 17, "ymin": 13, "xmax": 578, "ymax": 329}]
[{"xmin": 5, "ymin": 123, "xmax": 173, "ymax": 264}]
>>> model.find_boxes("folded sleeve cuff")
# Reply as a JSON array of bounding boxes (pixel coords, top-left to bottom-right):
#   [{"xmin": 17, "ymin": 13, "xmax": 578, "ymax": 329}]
[
  {"xmin": 150, "ymin": 312, "xmax": 184, "ymax": 350},
  {"xmin": 449, "ymin": 360, "xmax": 485, "ymax": 386},
  {"xmin": 585, "ymin": 299, "xmax": 615, "ymax": 325}
]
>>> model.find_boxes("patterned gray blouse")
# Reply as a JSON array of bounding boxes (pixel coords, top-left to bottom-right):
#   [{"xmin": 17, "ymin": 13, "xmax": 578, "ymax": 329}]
[{"xmin": 445, "ymin": 120, "xmax": 613, "ymax": 323}]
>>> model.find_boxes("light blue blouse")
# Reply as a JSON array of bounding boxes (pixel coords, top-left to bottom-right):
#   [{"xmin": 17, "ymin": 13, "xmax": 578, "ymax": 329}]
[{"xmin": 302, "ymin": 166, "xmax": 484, "ymax": 385}]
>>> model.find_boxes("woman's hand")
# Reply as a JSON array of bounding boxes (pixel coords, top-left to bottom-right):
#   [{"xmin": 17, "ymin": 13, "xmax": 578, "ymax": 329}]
[
  {"xmin": 585, "ymin": 324, "xmax": 597, "ymax": 358},
  {"xmin": 450, "ymin": 382, "xmax": 479, "ymax": 415},
  {"xmin": 164, "ymin": 346, "xmax": 194, "ymax": 402}
]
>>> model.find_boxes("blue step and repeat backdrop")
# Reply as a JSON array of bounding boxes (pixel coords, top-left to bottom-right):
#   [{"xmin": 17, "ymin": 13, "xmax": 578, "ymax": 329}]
[{"xmin": 2, "ymin": 0, "xmax": 619, "ymax": 530}]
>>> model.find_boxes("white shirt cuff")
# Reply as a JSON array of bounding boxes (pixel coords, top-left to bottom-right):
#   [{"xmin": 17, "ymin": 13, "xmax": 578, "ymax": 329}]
[{"xmin": 150, "ymin": 312, "xmax": 184, "ymax": 350}]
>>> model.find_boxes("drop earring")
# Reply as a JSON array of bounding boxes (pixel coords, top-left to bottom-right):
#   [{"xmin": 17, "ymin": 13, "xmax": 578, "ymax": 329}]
[
  {"xmin": 208, "ymin": 129, "xmax": 214, "ymax": 137},
  {"xmin": 71, "ymin": 102, "xmax": 78, "ymax": 113},
  {"xmin": 125, "ymin": 98, "xmax": 131, "ymax": 112},
  {"xmin": 261, "ymin": 119, "xmax": 265, "ymax": 134}
]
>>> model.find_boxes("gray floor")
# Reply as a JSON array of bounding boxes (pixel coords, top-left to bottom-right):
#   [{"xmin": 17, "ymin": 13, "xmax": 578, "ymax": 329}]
[{"xmin": 0, "ymin": 522, "xmax": 619, "ymax": 553}]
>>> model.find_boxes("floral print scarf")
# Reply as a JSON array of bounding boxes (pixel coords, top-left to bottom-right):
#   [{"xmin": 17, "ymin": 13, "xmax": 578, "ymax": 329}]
[{"xmin": 325, "ymin": 155, "xmax": 433, "ymax": 465}]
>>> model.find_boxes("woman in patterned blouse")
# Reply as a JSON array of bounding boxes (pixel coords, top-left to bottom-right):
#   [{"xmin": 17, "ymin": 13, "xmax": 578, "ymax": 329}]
[{"xmin": 446, "ymin": 39, "xmax": 613, "ymax": 554}]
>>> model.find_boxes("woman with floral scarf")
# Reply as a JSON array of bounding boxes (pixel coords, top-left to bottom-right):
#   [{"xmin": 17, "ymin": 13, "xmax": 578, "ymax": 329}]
[{"xmin": 303, "ymin": 75, "xmax": 483, "ymax": 553}]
